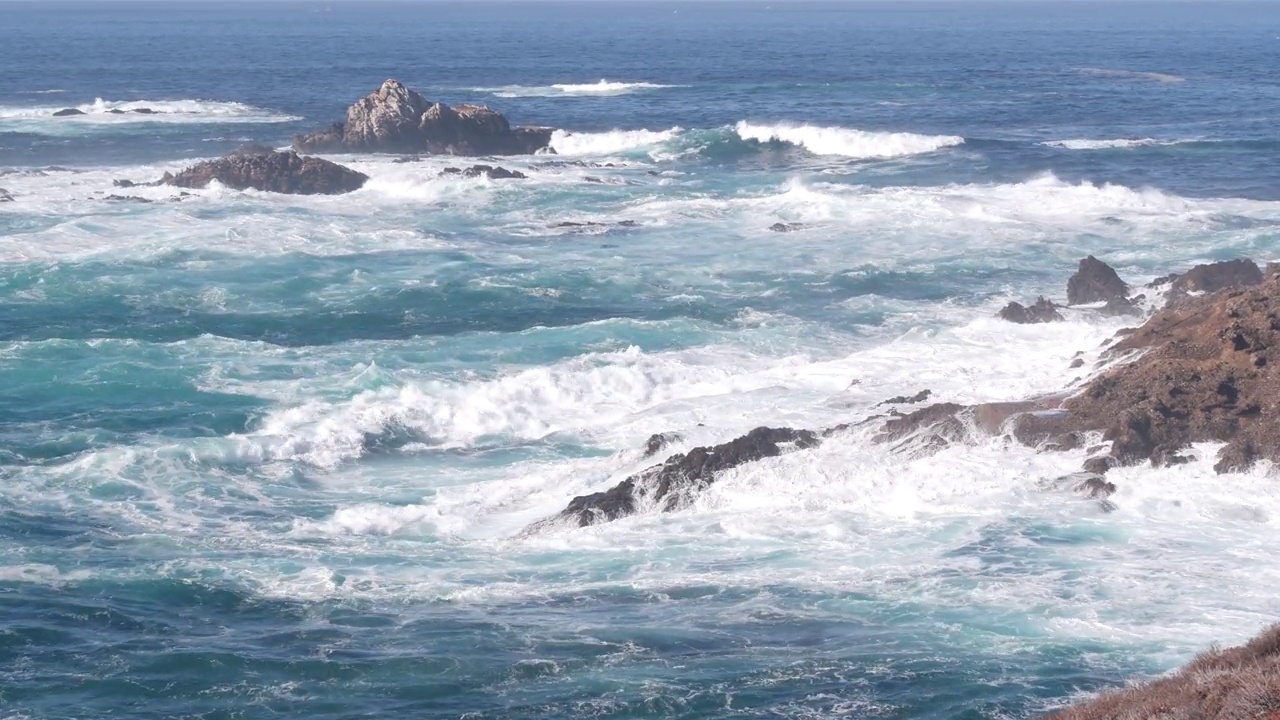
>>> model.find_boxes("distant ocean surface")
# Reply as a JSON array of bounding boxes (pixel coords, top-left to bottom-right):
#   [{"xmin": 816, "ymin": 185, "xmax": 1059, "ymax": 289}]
[{"xmin": 3, "ymin": 2, "xmax": 1280, "ymax": 718}]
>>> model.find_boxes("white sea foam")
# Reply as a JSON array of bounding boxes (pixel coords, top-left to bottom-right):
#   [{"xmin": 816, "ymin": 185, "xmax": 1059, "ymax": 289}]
[
  {"xmin": 0, "ymin": 98, "xmax": 299, "ymax": 132},
  {"xmin": 734, "ymin": 121, "xmax": 965, "ymax": 159},
  {"xmin": 479, "ymin": 80, "xmax": 681, "ymax": 98},
  {"xmin": 1080, "ymin": 67, "xmax": 1186, "ymax": 84},
  {"xmin": 548, "ymin": 127, "xmax": 683, "ymax": 155},
  {"xmin": 1042, "ymin": 138, "xmax": 1189, "ymax": 150}
]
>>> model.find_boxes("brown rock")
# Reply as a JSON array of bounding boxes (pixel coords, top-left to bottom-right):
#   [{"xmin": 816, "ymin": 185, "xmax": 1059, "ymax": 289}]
[
  {"xmin": 1067, "ymin": 255, "xmax": 1129, "ymax": 305},
  {"xmin": 164, "ymin": 147, "xmax": 368, "ymax": 195},
  {"xmin": 529, "ymin": 427, "xmax": 820, "ymax": 530},
  {"xmin": 292, "ymin": 79, "xmax": 552, "ymax": 156},
  {"xmin": 998, "ymin": 297, "xmax": 1063, "ymax": 324},
  {"xmin": 1170, "ymin": 258, "xmax": 1263, "ymax": 296}
]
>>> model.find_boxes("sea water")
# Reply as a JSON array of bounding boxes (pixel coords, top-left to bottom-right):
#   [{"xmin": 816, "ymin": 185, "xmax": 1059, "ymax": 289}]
[{"xmin": 2, "ymin": 2, "xmax": 1280, "ymax": 718}]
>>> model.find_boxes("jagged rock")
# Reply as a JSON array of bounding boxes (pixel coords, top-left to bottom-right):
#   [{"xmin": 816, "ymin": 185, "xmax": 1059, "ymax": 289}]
[
  {"xmin": 1059, "ymin": 270, "xmax": 1280, "ymax": 472},
  {"xmin": 552, "ymin": 220, "xmax": 638, "ymax": 229},
  {"xmin": 440, "ymin": 164, "xmax": 526, "ymax": 180},
  {"xmin": 292, "ymin": 79, "xmax": 552, "ymax": 156},
  {"xmin": 103, "ymin": 194, "xmax": 152, "ymax": 203},
  {"xmin": 1073, "ymin": 473, "xmax": 1117, "ymax": 499},
  {"xmin": 1146, "ymin": 272, "xmax": 1180, "ymax": 288},
  {"xmin": 874, "ymin": 403, "xmax": 970, "ymax": 452},
  {"xmin": 642, "ymin": 432, "xmax": 683, "ymax": 458},
  {"xmin": 1067, "ymin": 256, "xmax": 1129, "ymax": 305},
  {"xmin": 1082, "ymin": 455, "xmax": 1116, "ymax": 475},
  {"xmin": 1069, "ymin": 358, "xmax": 1085, "ymax": 369},
  {"xmin": 52, "ymin": 108, "xmax": 85, "ymax": 117},
  {"xmin": 998, "ymin": 297, "xmax": 1063, "ymax": 324},
  {"xmin": 532, "ymin": 427, "xmax": 820, "ymax": 529},
  {"xmin": 1099, "ymin": 296, "xmax": 1142, "ymax": 317},
  {"xmin": 1169, "ymin": 258, "xmax": 1263, "ymax": 297},
  {"xmin": 769, "ymin": 222, "xmax": 804, "ymax": 233},
  {"xmin": 877, "ymin": 389, "xmax": 932, "ymax": 406},
  {"xmin": 163, "ymin": 147, "xmax": 368, "ymax": 195},
  {"xmin": 0, "ymin": 188, "xmax": 12, "ymax": 202}
]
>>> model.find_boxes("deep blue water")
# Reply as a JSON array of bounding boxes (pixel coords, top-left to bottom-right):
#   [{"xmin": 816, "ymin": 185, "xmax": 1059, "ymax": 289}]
[{"xmin": 2, "ymin": 2, "xmax": 1280, "ymax": 719}]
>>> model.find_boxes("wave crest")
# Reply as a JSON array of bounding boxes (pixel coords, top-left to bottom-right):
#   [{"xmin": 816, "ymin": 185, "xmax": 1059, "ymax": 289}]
[
  {"xmin": 480, "ymin": 80, "xmax": 682, "ymax": 98},
  {"xmin": 549, "ymin": 127, "xmax": 683, "ymax": 155},
  {"xmin": 734, "ymin": 121, "xmax": 965, "ymax": 159}
]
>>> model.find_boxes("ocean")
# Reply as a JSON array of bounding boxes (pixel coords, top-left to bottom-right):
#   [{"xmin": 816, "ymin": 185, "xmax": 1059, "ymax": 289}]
[{"xmin": 2, "ymin": 1, "xmax": 1280, "ymax": 718}]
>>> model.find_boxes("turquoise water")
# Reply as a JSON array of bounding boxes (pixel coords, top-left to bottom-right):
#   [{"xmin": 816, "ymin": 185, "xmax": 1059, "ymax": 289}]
[{"xmin": 3, "ymin": 2, "xmax": 1280, "ymax": 718}]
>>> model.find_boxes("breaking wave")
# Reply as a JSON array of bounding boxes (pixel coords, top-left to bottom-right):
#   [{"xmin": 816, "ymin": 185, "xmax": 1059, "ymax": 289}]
[
  {"xmin": 734, "ymin": 121, "xmax": 965, "ymax": 159},
  {"xmin": 479, "ymin": 80, "xmax": 683, "ymax": 98},
  {"xmin": 0, "ymin": 98, "xmax": 300, "ymax": 127},
  {"xmin": 1042, "ymin": 138, "xmax": 1190, "ymax": 150}
]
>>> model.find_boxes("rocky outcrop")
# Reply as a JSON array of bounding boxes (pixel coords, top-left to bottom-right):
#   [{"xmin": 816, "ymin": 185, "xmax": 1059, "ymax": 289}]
[
  {"xmin": 162, "ymin": 147, "xmax": 368, "ymax": 195},
  {"xmin": 876, "ymin": 389, "xmax": 932, "ymax": 406},
  {"xmin": 1051, "ymin": 624, "xmax": 1280, "ymax": 720},
  {"xmin": 292, "ymin": 79, "xmax": 552, "ymax": 156},
  {"xmin": 440, "ymin": 165, "xmax": 526, "ymax": 180},
  {"xmin": 769, "ymin": 222, "xmax": 805, "ymax": 233},
  {"xmin": 1169, "ymin": 258, "xmax": 1263, "ymax": 297},
  {"xmin": 531, "ymin": 427, "xmax": 819, "ymax": 530},
  {"xmin": 0, "ymin": 188, "xmax": 13, "ymax": 202},
  {"xmin": 642, "ymin": 432, "xmax": 683, "ymax": 458},
  {"xmin": 1067, "ymin": 255, "xmax": 1129, "ymax": 305},
  {"xmin": 52, "ymin": 108, "xmax": 85, "ymax": 117},
  {"xmin": 879, "ymin": 257, "xmax": 1280, "ymax": 476},
  {"xmin": 998, "ymin": 297, "xmax": 1063, "ymax": 324}
]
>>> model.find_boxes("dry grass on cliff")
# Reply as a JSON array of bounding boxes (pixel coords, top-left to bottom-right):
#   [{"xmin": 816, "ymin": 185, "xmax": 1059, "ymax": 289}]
[{"xmin": 1052, "ymin": 625, "xmax": 1280, "ymax": 720}]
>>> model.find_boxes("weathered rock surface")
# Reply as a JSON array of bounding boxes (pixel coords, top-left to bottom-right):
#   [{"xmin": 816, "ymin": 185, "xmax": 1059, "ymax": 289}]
[
  {"xmin": 163, "ymin": 147, "xmax": 368, "ymax": 195},
  {"xmin": 531, "ymin": 427, "xmax": 819, "ymax": 530},
  {"xmin": 1170, "ymin": 258, "xmax": 1263, "ymax": 297},
  {"xmin": 998, "ymin": 297, "xmax": 1063, "ymax": 324},
  {"xmin": 877, "ymin": 389, "xmax": 932, "ymax": 406},
  {"xmin": 440, "ymin": 164, "xmax": 526, "ymax": 180},
  {"xmin": 642, "ymin": 432, "xmax": 684, "ymax": 458},
  {"xmin": 1060, "ymin": 270, "xmax": 1280, "ymax": 472},
  {"xmin": 52, "ymin": 108, "xmax": 85, "ymax": 117},
  {"xmin": 1067, "ymin": 255, "xmax": 1129, "ymax": 305},
  {"xmin": 1050, "ymin": 624, "xmax": 1280, "ymax": 720},
  {"xmin": 293, "ymin": 79, "xmax": 552, "ymax": 156}
]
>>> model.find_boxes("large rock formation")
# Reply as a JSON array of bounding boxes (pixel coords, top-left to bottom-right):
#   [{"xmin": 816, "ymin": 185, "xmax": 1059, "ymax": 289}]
[
  {"xmin": 998, "ymin": 297, "xmax": 1063, "ymax": 324},
  {"xmin": 1051, "ymin": 624, "xmax": 1280, "ymax": 720},
  {"xmin": 883, "ymin": 258, "xmax": 1280, "ymax": 475},
  {"xmin": 529, "ymin": 427, "xmax": 819, "ymax": 530},
  {"xmin": 293, "ymin": 79, "xmax": 552, "ymax": 156},
  {"xmin": 162, "ymin": 147, "xmax": 368, "ymax": 195},
  {"xmin": 1067, "ymin": 255, "xmax": 1129, "ymax": 305}
]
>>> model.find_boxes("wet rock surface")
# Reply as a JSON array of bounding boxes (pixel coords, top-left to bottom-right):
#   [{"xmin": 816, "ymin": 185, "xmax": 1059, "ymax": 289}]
[
  {"xmin": 1067, "ymin": 255, "xmax": 1129, "ymax": 305},
  {"xmin": 293, "ymin": 79, "xmax": 552, "ymax": 155},
  {"xmin": 163, "ymin": 147, "xmax": 368, "ymax": 195},
  {"xmin": 441, "ymin": 164, "xmax": 527, "ymax": 180},
  {"xmin": 532, "ymin": 427, "xmax": 820, "ymax": 529},
  {"xmin": 998, "ymin": 297, "xmax": 1063, "ymax": 324}
]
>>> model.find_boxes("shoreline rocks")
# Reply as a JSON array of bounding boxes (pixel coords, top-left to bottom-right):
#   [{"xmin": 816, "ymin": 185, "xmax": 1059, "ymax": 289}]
[
  {"xmin": 293, "ymin": 79, "xmax": 552, "ymax": 156},
  {"xmin": 161, "ymin": 146, "xmax": 368, "ymax": 195}
]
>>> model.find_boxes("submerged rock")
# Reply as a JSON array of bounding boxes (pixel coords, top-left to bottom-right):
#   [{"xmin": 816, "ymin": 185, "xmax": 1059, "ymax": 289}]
[
  {"xmin": 293, "ymin": 79, "xmax": 552, "ymax": 156},
  {"xmin": 642, "ymin": 432, "xmax": 684, "ymax": 458},
  {"xmin": 440, "ymin": 164, "xmax": 526, "ymax": 180},
  {"xmin": 531, "ymin": 427, "xmax": 820, "ymax": 530},
  {"xmin": 876, "ymin": 389, "xmax": 932, "ymax": 406},
  {"xmin": 163, "ymin": 147, "xmax": 368, "ymax": 195},
  {"xmin": 0, "ymin": 188, "xmax": 12, "ymax": 202},
  {"xmin": 998, "ymin": 297, "xmax": 1063, "ymax": 324},
  {"xmin": 768, "ymin": 222, "xmax": 804, "ymax": 233},
  {"xmin": 52, "ymin": 108, "xmax": 85, "ymax": 117},
  {"xmin": 1067, "ymin": 255, "xmax": 1129, "ymax": 305}
]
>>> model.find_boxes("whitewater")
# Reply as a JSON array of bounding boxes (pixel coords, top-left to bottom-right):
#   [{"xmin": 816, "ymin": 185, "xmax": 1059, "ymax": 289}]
[{"xmin": 3, "ymin": 2, "xmax": 1280, "ymax": 719}]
